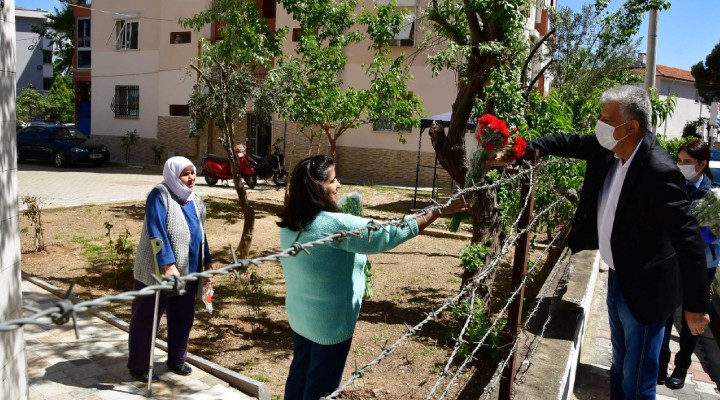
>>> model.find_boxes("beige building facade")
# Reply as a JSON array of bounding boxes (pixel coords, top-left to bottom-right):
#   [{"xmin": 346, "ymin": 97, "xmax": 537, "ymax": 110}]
[
  {"xmin": 1, "ymin": 1, "xmax": 28, "ymax": 399},
  {"xmin": 85, "ymin": 0, "xmax": 553, "ymax": 187}
]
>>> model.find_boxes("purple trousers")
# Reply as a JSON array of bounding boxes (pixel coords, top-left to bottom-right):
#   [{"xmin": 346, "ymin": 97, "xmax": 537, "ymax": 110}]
[{"xmin": 126, "ymin": 279, "xmax": 198, "ymax": 371}]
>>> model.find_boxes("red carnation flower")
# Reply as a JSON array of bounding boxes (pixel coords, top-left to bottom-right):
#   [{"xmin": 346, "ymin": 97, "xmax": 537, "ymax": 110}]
[{"xmin": 512, "ymin": 136, "xmax": 526, "ymax": 159}]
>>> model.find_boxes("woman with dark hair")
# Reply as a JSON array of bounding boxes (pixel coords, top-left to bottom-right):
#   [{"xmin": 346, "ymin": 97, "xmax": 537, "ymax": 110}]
[
  {"xmin": 278, "ymin": 155, "xmax": 468, "ymax": 399},
  {"xmin": 659, "ymin": 139, "xmax": 720, "ymax": 389}
]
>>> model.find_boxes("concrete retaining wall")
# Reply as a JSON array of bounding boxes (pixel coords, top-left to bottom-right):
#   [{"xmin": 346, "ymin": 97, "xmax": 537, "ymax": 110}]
[{"xmin": 510, "ymin": 249, "xmax": 600, "ymax": 399}]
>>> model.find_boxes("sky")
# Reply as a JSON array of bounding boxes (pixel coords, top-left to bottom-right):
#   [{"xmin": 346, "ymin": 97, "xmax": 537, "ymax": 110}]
[
  {"xmin": 557, "ymin": 0, "xmax": 718, "ymax": 71},
  {"xmin": 15, "ymin": 0, "xmax": 720, "ymax": 71}
]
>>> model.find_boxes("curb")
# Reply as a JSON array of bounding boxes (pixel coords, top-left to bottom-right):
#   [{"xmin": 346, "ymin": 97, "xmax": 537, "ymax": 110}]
[{"xmin": 21, "ymin": 272, "xmax": 271, "ymax": 400}]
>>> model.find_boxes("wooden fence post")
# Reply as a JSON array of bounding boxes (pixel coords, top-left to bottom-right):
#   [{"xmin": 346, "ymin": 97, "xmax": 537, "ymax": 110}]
[{"xmin": 498, "ymin": 149, "xmax": 539, "ymax": 399}]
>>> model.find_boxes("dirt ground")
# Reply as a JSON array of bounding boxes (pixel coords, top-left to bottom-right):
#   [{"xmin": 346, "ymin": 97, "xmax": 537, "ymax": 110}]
[{"xmin": 19, "ymin": 184, "xmax": 500, "ymax": 399}]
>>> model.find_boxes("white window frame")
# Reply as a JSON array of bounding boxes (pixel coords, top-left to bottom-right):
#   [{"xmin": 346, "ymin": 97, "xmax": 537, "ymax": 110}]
[
  {"xmin": 77, "ymin": 17, "xmax": 91, "ymax": 69},
  {"xmin": 377, "ymin": 0, "xmax": 417, "ymax": 47},
  {"xmin": 115, "ymin": 20, "xmax": 139, "ymax": 50}
]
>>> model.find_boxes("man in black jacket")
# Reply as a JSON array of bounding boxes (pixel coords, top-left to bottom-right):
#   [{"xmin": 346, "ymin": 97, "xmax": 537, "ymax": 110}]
[{"xmin": 515, "ymin": 85, "xmax": 710, "ymax": 399}]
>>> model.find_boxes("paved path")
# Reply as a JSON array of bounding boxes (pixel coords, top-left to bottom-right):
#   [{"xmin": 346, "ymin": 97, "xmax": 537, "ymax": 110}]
[
  {"xmin": 17, "ymin": 163, "xmax": 272, "ymax": 399},
  {"xmin": 23, "ymin": 279, "xmax": 256, "ymax": 400},
  {"xmin": 16, "ymin": 163, "xmax": 278, "ymax": 209},
  {"xmin": 573, "ymin": 261, "xmax": 720, "ymax": 399}
]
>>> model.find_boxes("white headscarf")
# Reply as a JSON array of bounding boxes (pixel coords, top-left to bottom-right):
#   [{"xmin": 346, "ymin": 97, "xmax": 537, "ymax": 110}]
[{"xmin": 162, "ymin": 156, "xmax": 195, "ymax": 203}]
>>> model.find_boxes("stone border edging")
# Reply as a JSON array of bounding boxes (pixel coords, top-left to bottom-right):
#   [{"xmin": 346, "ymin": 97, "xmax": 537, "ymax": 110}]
[
  {"xmin": 21, "ymin": 272, "xmax": 271, "ymax": 400},
  {"xmin": 509, "ymin": 249, "xmax": 600, "ymax": 400}
]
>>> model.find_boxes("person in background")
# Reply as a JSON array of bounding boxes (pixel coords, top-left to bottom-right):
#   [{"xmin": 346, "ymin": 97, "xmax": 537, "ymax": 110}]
[
  {"xmin": 277, "ymin": 155, "xmax": 468, "ymax": 400},
  {"xmin": 489, "ymin": 85, "xmax": 710, "ymax": 399},
  {"xmin": 127, "ymin": 156, "xmax": 215, "ymax": 382},
  {"xmin": 659, "ymin": 139, "xmax": 720, "ymax": 389}
]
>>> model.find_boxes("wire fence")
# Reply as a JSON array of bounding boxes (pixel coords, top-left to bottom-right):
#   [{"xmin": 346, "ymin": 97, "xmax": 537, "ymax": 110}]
[{"xmin": 4, "ymin": 156, "xmax": 582, "ymax": 400}]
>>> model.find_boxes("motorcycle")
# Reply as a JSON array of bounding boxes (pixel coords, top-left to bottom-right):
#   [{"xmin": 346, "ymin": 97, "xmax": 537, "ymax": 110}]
[{"xmin": 201, "ymin": 140, "xmax": 288, "ymax": 189}]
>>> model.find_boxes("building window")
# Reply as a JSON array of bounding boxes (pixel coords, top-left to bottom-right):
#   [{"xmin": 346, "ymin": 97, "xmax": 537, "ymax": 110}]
[
  {"xmin": 77, "ymin": 17, "xmax": 91, "ymax": 68},
  {"xmin": 372, "ymin": 118, "xmax": 412, "ymax": 132},
  {"xmin": 213, "ymin": 21, "xmax": 225, "ymax": 41},
  {"xmin": 169, "ymin": 104, "xmax": 190, "ymax": 116},
  {"xmin": 372, "ymin": 92, "xmax": 413, "ymax": 132},
  {"xmin": 77, "ymin": 0, "xmax": 92, "ymax": 4},
  {"xmin": 43, "ymin": 78, "xmax": 53, "ymax": 91},
  {"xmin": 170, "ymin": 32, "xmax": 191, "ymax": 44},
  {"xmin": 378, "ymin": 0, "xmax": 416, "ymax": 47},
  {"xmin": 292, "ymin": 28, "xmax": 301, "ymax": 42},
  {"xmin": 115, "ymin": 20, "xmax": 139, "ymax": 50},
  {"xmin": 42, "ymin": 49, "xmax": 52, "ymax": 64},
  {"xmin": 112, "ymin": 86, "xmax": 139, "ymax": 118},
  {"xmin": 263, "ymin": 0, "xmax": 276, "ymax": 18}
]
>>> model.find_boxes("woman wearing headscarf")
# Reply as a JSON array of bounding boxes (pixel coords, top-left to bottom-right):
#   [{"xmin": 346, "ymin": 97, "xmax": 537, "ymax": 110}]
[{"xmin": 126, "ymin": 156, "xmax": 214, "ymax": 382}]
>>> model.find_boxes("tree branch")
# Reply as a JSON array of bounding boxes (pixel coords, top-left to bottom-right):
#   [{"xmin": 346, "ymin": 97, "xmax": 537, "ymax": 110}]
[
  {"xmin": 189, "ymin": 63, "xmax": 216, "ymax": 93},
  {"xmin": 524, "ymin": 59, "xmax": 554, "ymax": 98},
  {"xmin": 521, "ymin": 27, "xmax": 556, "ymax": 87},
  {"xmin": 428, "ymin": 0, "xmax": 467, "ymax": 45}
]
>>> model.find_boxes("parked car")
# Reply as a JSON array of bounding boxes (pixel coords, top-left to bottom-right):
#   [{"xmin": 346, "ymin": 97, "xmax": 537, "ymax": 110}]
[
  {"xmin": 711, "ymin": 150, "xmax": 720, "ymax": 162},
  {"xmin": 17, "ymin": 125, "xmax": 110, "ymax": 167},
  {"xmin": 711, "ymin": 160, "xmax": 720, "ymax": 186},
  {"xmin": 16, "ymin": 120, "xmax": 26, "ymax": 132}
]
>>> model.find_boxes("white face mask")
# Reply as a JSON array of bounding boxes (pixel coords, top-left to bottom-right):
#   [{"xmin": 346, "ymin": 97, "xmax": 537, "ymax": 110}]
[
  {"xmin": 595, "ymin": 120, "xmax": 630, "ymax": 151},
  {"xmin": 677, "ymin": 164, "xmax": 700, "ymax": 181}
]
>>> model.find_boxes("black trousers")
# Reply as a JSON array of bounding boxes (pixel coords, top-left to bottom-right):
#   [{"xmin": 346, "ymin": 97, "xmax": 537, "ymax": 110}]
[{"xmin": 659, "ymin": 267, "xmax": 716, "ymax": 371}]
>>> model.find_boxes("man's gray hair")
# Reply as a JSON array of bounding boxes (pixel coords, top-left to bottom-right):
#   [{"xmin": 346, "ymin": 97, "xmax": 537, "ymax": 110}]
[{"xmin": 599, "ymin": 85, "xmax": 652, "ymax": 133}]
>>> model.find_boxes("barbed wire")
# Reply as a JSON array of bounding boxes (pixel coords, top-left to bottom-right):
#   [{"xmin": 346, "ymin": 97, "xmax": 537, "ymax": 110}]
[
  {"xmin": 423, "ymin": 164, "xmax": 541, "ymax": 399},
  {"xmin": 1, "ymin": 158, "xmax": 567, "ymax": 333},
  {"xmin": 426, "ymin": 219, "xmax": 569, "ymax": 399},
  {"xmin": 328, "ymin": 179, "xmax": 572, "ymax": 398},
  {"xmin": 477, "ymin": 250, "xmax": 574, "ymax": 400},
  {"xmin": 4, "ymin": 156, "xmax": 579, "ymax": 400},
  {"xmin": 325, "ymin": 163, "xmax": 543, "ymax": 398},
  {"xmin": 431, "ymin": 197, "xmax": 567, "ymax": 399},
  {"xmin": 513, "ymin": 247, "xmax": 574, "ymax": 383}
]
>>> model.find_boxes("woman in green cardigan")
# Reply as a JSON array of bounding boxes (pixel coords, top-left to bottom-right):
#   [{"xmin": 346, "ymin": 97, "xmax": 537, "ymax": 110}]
[{"xmin": 277, "ymin": 155, "xmax": 468, "ymax": 400}]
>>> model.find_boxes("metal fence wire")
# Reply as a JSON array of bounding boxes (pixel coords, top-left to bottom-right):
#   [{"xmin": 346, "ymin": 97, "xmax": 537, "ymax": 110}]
[{"xmin": 3, "ymin": 156, "xmax": 580, "ymax": 400}]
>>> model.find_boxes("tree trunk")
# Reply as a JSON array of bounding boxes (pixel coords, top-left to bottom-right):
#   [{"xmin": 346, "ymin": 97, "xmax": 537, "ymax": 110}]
[
  {"xmin": 329, "ymin": 138, "xmax": 337, "ymax": 161},
  {"xmin": 222, "ymin": 121, "xmax": 256, "ymax": 259},
  {"xmin": 460, "ymin": 188, "xmax": 501, "ymax": 296}
]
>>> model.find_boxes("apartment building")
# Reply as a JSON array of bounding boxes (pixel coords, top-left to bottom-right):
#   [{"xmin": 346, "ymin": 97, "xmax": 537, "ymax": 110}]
[
  {"xmin": 635, "ymin": 53, "xmax": 713, "ymax": 139},
  {"xmin": 80, "ymin": 0, "xmax": 553, "ymax": 186},
  {"xmin": 656, "ymin": 65, "xmax": 712, "ymax": 139},
  {"xmin": 72, "ymin": 0, "xmax": 91, "ymax": 133},
  {"xmin": 15, "ymin": 6, "xmax": 53, "ymax": 95}
]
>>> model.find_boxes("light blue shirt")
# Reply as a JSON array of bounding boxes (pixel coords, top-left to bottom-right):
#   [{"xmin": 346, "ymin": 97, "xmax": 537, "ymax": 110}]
[{"xmin": 280, "ymin": 211, "xmax": 418, "ymax": 345}]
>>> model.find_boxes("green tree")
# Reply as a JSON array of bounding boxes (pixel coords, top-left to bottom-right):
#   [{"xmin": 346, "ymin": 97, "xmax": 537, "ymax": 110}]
[
  {"xmin": 16, "ymin": 85, "xmax": 47, "ymax": 122},
  {"xmin": 181, "ymin": 0, "xmax": 285, "ymax": 258},
  {"xmin": 422, "ymin": 0, "xmax": 670, "ymax": 284},
  {"xmin": 682, "ymin": 118, "xmax": 706, "ymax": 139},
  {"xmin": 692, "ymin": 41, "xmax": 720, "ymax": 104},
  {"xmin": 548, "ymin": 4, "xmax": 642, "ymax": 122},
  {"xmin": 33, "ymin": 1, "xmax": 74, "ymax": 75},
  {"xmin": 45, "ymin": 75, "xmax": 74, "ymax": 122},
  {"xmin": 267, "ymin": 0, "xmax": 423, "ymax": 161}
]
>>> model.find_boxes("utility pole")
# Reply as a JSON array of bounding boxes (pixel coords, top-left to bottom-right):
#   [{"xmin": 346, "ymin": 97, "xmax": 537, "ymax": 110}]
[
  {"xmin": 644, "ymin": 8, "xmax": 658, "ymax": 134},
  {"xmin": 644, "ymin": 9, "xmax": 658, "ymax": 91}
]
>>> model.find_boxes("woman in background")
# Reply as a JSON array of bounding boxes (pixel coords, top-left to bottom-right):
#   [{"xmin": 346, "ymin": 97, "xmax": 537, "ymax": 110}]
[
  {"xmin": 127, "ymin": 156, "xmax": 214, "ymax": 382},
  {"xmin": 659, "ymin": 139, "xmax": 720, "ymax": 389}
]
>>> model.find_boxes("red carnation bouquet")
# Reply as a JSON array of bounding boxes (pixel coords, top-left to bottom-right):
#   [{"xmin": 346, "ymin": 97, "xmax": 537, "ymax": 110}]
[
  {"xmin": 449, "ymin": 114, "xmax": 526, "ymax": 232},
  {"xmin": 473, "ymin": 114, "xmax": 526, "ymax": 167},
  {"xmin": 465, "ymin": 114, "xmax": 527, "ymax": 188}
]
